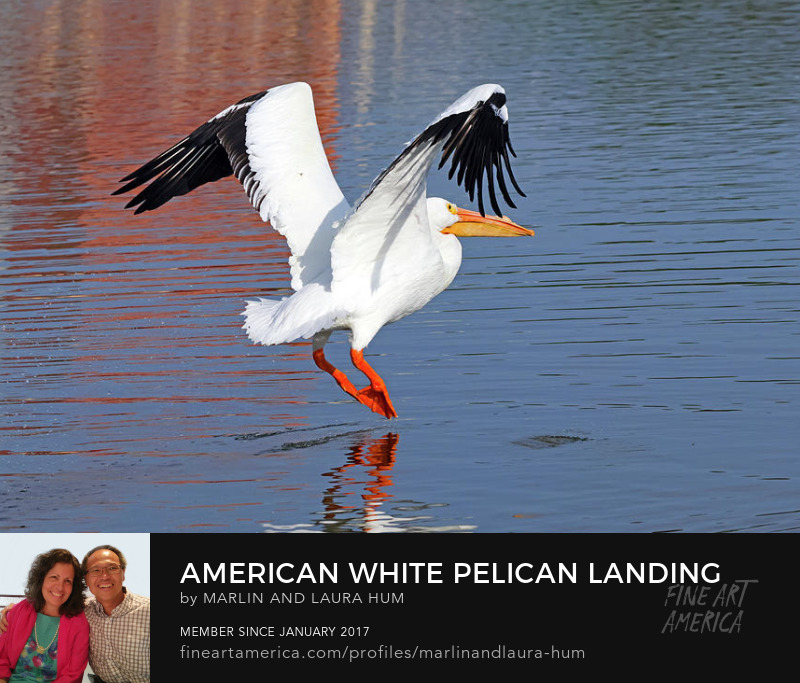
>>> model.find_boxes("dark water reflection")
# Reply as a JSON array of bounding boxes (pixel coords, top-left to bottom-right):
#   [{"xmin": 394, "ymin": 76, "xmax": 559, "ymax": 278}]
[{"xmin": 1, "ymin": 0, "xmax": 799, "ymax": 532}]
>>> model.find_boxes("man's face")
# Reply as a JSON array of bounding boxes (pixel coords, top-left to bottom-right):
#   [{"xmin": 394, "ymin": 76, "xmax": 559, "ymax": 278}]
[{"xmin": 85, "ymin": 549, "xmax": 126, "ymax": 603}]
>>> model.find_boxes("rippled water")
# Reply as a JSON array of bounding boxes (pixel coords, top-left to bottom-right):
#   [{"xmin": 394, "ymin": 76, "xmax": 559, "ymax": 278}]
[{"xmin": 1, "ymin": 0, "xmax": 799, "ymax": 532}]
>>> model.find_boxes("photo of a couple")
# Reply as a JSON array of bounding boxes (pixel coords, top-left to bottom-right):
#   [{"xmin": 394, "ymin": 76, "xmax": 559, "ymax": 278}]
[{"xmin": 0, "ymin": 535, "xmax": 149, "ymax": 683}]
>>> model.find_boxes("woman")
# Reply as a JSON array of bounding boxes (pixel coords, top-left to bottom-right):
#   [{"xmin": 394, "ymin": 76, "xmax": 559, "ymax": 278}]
[{"xmin": 0, "ymin": 549, "xmax": 89, "ymax": 683}]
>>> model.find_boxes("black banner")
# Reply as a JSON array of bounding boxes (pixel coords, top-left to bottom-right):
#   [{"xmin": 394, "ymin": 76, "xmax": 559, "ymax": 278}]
[{"xmin": 151, "ymin": 533, "xmax": 794, "ymax": 673}]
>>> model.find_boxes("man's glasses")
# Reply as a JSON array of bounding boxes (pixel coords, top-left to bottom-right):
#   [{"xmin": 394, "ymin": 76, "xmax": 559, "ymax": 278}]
[{"xmin": 86, "ymin": 565, "xmax": 122, "ymax": 577}]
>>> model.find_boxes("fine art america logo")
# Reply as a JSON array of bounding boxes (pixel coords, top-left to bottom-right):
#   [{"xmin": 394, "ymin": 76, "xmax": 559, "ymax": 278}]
[{"xmin": 661, "ymin": 580, "xmax": 757, "ymax": 634}]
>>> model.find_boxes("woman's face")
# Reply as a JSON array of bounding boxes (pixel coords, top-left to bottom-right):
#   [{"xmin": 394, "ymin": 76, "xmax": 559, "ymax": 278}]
[{"xmin": 41, "ymin": 562, "xmax": 75, "ymax": 615}]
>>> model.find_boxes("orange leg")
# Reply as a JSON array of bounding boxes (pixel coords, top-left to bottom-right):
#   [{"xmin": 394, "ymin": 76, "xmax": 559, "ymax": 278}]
[
  {"xmin": 313, "ymin": 348, "xmax": 360, "ymax": 401},
  {"xmin": 312, "ymin": 348, "xmax": 398, "ymax": 419},
  {"xmin": 350, "ymin": 349, "xmax": 398, "ymax": 419}
]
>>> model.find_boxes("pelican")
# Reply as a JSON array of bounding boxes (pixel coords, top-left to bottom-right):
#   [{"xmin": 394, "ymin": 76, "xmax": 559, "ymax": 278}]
[{"xmin": 113, "ymin": 82, "xmax": 533, "ymax": 418}]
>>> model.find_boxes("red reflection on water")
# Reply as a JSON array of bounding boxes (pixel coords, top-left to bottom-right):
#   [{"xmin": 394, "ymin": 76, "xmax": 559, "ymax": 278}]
[
  {"xmin": 2, "ymin": 0, "xmax": 345, "ymax": 441},
  {"xmin": 320, "ymin": 433, "xmax": 400, "ymax": 530}
]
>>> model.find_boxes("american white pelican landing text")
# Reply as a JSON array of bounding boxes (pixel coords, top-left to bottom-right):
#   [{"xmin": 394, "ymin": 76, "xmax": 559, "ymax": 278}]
[{"xmin": 114, "ymin": 82, "xmax": 533, "ymax": 418}]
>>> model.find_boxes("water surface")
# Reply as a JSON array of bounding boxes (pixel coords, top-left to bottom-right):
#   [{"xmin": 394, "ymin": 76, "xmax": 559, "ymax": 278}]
[{"xmin": 1, "ymin": 0, "xmax": 799, "ymax": 532}]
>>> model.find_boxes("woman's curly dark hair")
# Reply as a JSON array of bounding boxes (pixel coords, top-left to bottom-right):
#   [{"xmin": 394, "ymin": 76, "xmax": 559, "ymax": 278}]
[{"xmin": 24, "ymin": 548, "xmax": 85, "ymax": 617}]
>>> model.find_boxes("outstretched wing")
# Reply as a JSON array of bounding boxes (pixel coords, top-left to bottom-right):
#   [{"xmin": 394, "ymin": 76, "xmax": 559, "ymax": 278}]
[
  {"xmin": 367, "ymin": 83, "xmax": 524, "ymax": 218},
  {"xmin": 112, "ymin": 90, "xmax": 266, "ymax": 213},
  {"xmin": 331, "ymin": 83, "xmax": 525, "ymax": 294},
  {"xmin": 113, "ymin": 82, "xmax": 349, "ymax": 290}
]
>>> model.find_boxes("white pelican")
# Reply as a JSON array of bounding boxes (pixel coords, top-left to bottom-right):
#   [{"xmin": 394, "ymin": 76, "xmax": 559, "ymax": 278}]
[{"xmin": 114, "ymin": 82, "xmax": 533, "ymax": 418}]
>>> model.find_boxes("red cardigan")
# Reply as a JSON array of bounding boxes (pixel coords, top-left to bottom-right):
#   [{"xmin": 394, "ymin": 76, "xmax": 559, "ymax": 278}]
[{"xmin": 0, "ymin": 599, "xmax": 89, "ymax": 683}]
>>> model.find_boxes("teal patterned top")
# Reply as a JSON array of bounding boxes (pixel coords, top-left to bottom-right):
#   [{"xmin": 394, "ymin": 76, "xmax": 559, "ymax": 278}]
[{"xmin": 9, "ymin": 613, "xmax": 59, "ymax": 682}]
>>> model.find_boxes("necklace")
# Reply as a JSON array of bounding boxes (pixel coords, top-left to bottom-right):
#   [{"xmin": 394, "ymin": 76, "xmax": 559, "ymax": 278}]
[{"xmin": 34, "ymin": 617, "xmax": 59, "ymax": 655}]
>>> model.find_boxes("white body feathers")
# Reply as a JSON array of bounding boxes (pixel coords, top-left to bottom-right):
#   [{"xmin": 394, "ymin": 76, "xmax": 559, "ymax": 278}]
[{"xmin": 116, "ymin": 81, "xmax": 522, "ymax": 354}]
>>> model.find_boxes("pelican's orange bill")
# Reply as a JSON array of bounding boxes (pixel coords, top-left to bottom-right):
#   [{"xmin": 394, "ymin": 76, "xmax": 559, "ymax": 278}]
[{"xmin": 442, "ymin": 208, "xmax": 534, "ymax": 237}]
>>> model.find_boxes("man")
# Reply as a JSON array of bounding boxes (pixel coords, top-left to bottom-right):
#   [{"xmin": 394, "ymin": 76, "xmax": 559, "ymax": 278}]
[
  {"xmin": 1, "ymin": 544, "xmax": 150, "ymax": 683},
  {"xmin": 81, "ymin": 545, "xmax": 150, "ymax": 683}
]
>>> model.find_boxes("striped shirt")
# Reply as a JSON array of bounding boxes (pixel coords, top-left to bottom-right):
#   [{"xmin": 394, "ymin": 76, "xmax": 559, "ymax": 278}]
[{"xmin": 85, "ymin": 590, "xmax": 150, "ymax": 683}]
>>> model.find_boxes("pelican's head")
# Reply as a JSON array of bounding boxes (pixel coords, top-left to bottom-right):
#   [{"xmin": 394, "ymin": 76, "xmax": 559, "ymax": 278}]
[{"xmin": 427, "ymin": 197, "xmax": 534, "ymax": 237}]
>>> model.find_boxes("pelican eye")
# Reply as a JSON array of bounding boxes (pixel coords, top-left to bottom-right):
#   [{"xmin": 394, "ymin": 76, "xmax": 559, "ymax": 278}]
[{"xmin": 446, "ymin": 203, "xmax": 457, "ymax": 214}]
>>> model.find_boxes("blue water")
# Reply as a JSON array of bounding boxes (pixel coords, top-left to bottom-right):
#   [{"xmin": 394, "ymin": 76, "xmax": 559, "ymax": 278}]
[{"xmin": 1, "ymin": 0, "xmax": 798, "ymax": 531}]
